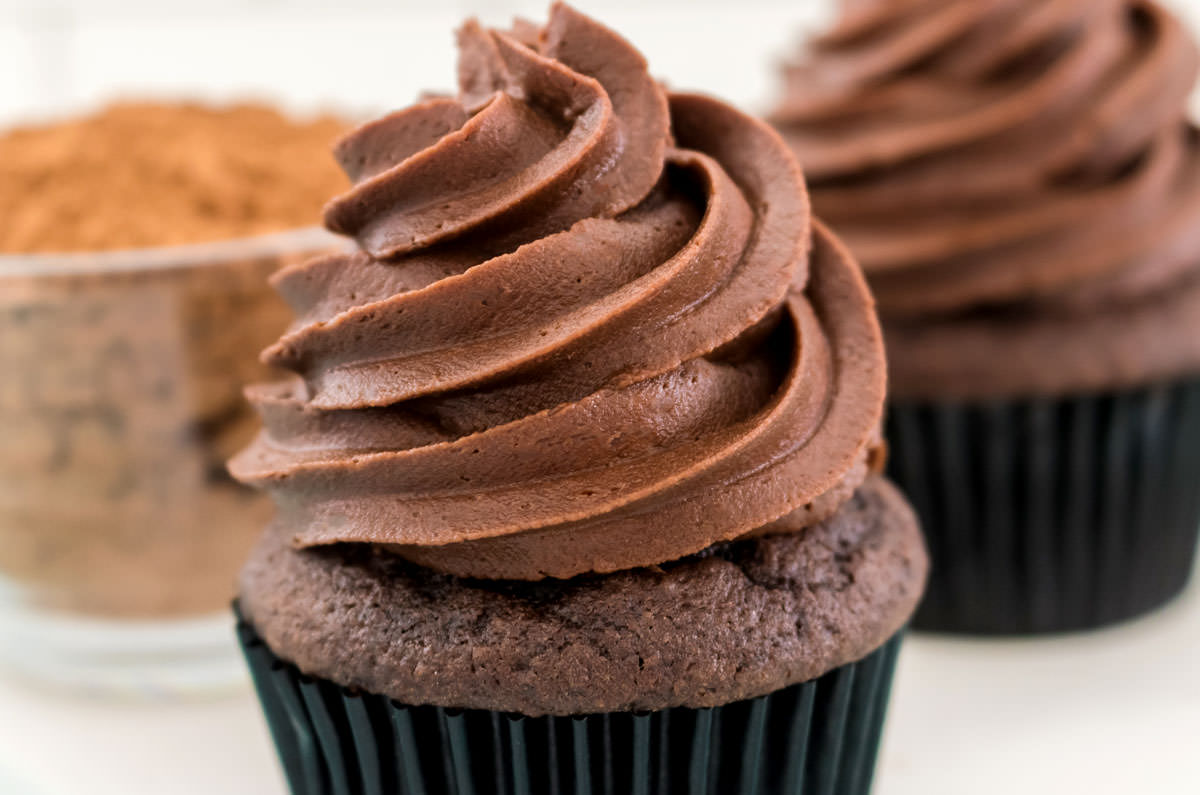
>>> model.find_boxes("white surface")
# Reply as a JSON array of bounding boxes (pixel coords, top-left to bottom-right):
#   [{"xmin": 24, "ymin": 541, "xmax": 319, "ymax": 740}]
[
  {"xmin": 880, "ymin": 579, "xmax": 1200, "ymax": 794},
  {"xmin": 0, "ymin": 656, "xmax": 283, "ymax": 795},
  {"xmin": 0, "ymin": 577, "xmax": 1197, "ymax": 795}
]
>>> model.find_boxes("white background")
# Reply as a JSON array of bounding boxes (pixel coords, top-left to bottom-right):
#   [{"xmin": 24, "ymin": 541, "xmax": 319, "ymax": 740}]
[
  {"xmin": 2, "ymin": 0, "xmax": 1197, "ymax": 125},
  {"xmin": 1, "ymin": 0, "xmax": 1199, "ymax": 793},
  {"xmin": 1, "ymin": 0, "xmax": 1198, "ymax": 118},
  {"xmin": 2, "ymin": 0, "xmax": 1197, "ymax": 121},
  {"xmin": 0, "ymin": 0, "xmax": 841, "ymax": 127}
]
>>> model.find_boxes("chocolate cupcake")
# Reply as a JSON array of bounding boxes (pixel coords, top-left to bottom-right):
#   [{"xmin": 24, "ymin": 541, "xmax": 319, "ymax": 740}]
[
  {"xmin": 772, "ymin": 0, "xmax": 1200, "ymax": 633},
  {"xmin": 232, "ymin": 4, "xmax": 927, "ymax": 792}
]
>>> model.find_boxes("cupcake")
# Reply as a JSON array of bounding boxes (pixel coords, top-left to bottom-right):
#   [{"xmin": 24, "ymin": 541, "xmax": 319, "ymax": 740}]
[
  {"xmin": 772, "ymin": 0, "xmax": 1200, "ymax": 633},
  {"xmin": 232, "ymin": 4, "xmax": 927, "ymax": 792}
]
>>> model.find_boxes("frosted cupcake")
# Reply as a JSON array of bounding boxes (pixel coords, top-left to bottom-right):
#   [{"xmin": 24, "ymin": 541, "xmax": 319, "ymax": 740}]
[
  {"xmin": 233, "ymin": 5, "xmax": 927, "ymax": 792},
  {"xmin": 773, "ymin": 0, "xmax": 1200, "ymax": 633}
]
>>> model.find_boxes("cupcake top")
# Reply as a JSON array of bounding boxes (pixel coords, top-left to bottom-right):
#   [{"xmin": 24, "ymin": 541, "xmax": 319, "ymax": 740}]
[
  {"xmin": 773, "ymin": 0, "xmax": 1200, "ymax": 396},
  {"xmin": 240, "ymin": 475, "xmax": 923, "ymax": 714},
  {"xmin": 231, "ymin": 3, "xmax": 888, "ymax": 581}
]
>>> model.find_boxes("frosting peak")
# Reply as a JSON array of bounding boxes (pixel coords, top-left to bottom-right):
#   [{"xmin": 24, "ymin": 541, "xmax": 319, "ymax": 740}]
[
  {"xmin": 323, "ymin": 5, "xmax": 668, "ymax": 262},
  {"xmin": 232, "ymin": 3, "xmax": 886, "ymax": 580},
  {"xmin": 773, "ymin": 0, "xmax": 1200, "ymax": 319}
]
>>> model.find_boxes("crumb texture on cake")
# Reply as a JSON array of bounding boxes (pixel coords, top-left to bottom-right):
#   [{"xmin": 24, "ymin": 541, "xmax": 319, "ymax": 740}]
[{"xmin": 239, "ymin": 477, "xmax": 927, "ymax": 716}]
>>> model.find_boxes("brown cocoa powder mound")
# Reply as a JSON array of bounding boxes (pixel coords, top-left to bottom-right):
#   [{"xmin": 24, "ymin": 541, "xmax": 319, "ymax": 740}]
[{"xmin": 0, "ymin": 102, "xmax": 349, "ymax": 253}]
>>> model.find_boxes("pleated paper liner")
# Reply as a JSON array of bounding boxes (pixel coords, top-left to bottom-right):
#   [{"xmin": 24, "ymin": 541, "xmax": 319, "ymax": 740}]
[
  {"xmin": 237, "ymin": 613, "xmax": 903, "ymax": 795},
  {"xmin": 887, "ymin": 377, "xmax": 1200, "ymax": 635}
]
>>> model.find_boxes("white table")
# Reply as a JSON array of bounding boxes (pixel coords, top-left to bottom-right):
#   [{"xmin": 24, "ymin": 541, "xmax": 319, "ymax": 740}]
[
  {"xmin": 1, "ymin": 569, "xmax": 1197, "ymax": 795},
  {"xmin": 882, "ymin": 577, "xmax": 1200, "ymax": 794}
]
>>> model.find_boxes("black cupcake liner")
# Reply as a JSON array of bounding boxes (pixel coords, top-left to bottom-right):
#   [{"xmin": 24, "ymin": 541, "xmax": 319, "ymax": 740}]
[
  {"xmin": 887, "ymin": 377, "xmax": 1200, "ymax": 635},
  {"xmin": 236, "ymin": 614, "xmax": 903, "ymax": 795}
]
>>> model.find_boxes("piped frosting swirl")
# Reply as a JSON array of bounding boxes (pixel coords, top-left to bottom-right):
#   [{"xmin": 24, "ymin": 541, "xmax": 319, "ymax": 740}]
[
  {"xmin": 231, "ymin": 3, "xmax": 886, "ymax": 580},
  {"xmin": 772, "ymin": 0, "xmax": 1200, "ymax": 319}
]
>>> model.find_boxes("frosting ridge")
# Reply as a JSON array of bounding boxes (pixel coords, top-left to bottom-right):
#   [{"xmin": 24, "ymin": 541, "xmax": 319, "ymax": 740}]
[
  {"xmin": 773, "ymin": 0, "xmax": 1200, "ymax": 319},
  {"xmin": 231, "ymin": 3, "xmax": 886, "ymax": 580}
]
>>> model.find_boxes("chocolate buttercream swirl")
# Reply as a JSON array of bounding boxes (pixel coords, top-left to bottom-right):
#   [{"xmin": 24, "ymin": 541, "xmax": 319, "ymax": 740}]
[
  {"xmin": 773, "ymin": 0, "xmax": 1200, "ymax": 318},
  {"xmin": 231, "ymin": 3, "xmax": 886, "ymax": 580}
]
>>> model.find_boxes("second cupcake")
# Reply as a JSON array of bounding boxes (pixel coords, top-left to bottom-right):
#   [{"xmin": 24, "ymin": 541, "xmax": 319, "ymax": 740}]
[{"xmin": 773, "ymin": 0, "xmax": 1200, "ymax": 633}]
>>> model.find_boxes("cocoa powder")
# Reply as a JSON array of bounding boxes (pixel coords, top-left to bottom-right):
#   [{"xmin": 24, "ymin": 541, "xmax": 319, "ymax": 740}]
[
  {"xmin": 0, "ymin": 102, "xmax": 348, "ymax": 619},
  {"xmin": 0, "ymin": 102, "xmax": 348, "ymax": 253}
]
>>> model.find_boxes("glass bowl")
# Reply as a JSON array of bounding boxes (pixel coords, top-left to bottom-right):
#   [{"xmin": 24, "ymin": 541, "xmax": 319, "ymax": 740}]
[{"xmin": 0, "ymin": 227, "xmax": 342, "ymax": 697}]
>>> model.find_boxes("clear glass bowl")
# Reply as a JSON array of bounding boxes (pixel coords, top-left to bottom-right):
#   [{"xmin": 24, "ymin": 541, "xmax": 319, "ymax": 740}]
[{"xmin": 0, "ymin": 227, "xmax": 341, "ymax": 697}]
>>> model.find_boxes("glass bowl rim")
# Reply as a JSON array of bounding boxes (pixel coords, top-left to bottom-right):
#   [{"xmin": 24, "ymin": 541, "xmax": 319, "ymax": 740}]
[{"xmin": 0, "ymin": 226, "xmax": 346, "ymax": 277}]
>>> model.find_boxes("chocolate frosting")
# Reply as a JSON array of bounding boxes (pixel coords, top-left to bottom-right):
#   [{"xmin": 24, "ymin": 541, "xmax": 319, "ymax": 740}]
[
  {"xmin": 231, "ymin": 3, "xmax": 886, "ymax": 580},
  {"xmin": 772, "ymin": 0, "xmax": 1200, "ymax": 320}
]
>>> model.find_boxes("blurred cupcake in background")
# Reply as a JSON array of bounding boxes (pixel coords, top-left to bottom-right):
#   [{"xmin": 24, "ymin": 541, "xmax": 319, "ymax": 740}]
[
  {"xmin": 772, "ymin": 0, "xmax": 1200, "ymax": 633},
  {"xmin": 0, "ymin": 102, "xmax": 347, "ymax": 693},
  {"xmin": 232, "ymin": 4, "xmax": 927, "ymax": 793}
]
